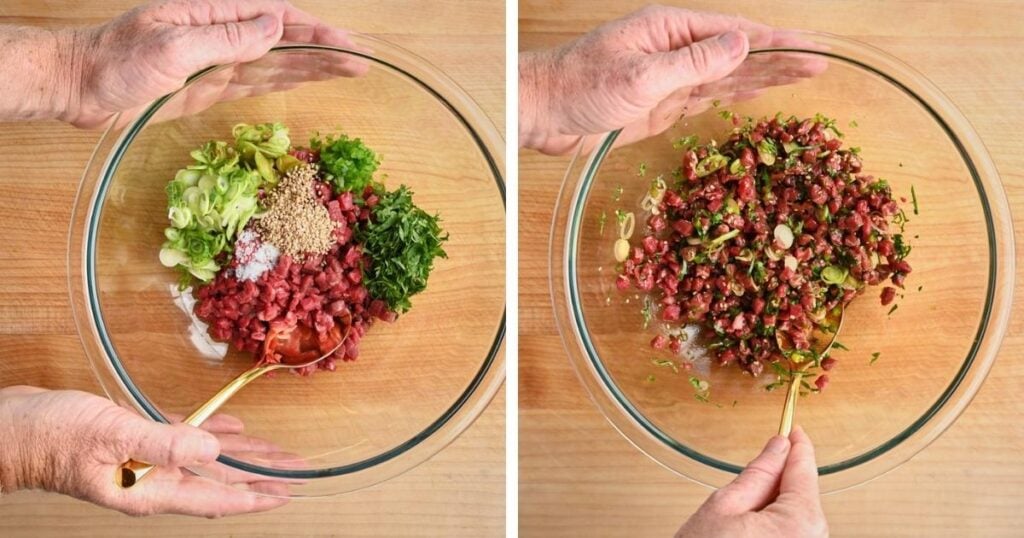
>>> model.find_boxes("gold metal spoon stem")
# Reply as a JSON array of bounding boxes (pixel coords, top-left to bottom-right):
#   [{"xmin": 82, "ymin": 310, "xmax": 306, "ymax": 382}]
[{"xmin": 116, "ymin": 318, "xmax": 350, "ymax": 488}]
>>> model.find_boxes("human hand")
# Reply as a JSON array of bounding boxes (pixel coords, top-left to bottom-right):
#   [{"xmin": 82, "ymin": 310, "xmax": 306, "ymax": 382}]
[
  {"xmin": 0, "ymin": 385, "xmax": 291, "ymax": 517},
  {"xmin": 519, "ymin": 5, "xmax": 824, "ymax": 154},
  {"xmin": 675, "ymin": 426, "xmax": 829, "ymax": 538},
  {"xmin": 58, "ymin": 0, "xmax": 366, "ymax": 128}
]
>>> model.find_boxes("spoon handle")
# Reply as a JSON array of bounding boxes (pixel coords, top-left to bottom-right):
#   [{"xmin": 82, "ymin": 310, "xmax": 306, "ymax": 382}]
[
  {"xmin": 778, "ymin": 371, "xmax": 803, "ymax": 436},
  {"xmin": 115, "ymin": 363, "xmax": 274, "ymax": 488}
]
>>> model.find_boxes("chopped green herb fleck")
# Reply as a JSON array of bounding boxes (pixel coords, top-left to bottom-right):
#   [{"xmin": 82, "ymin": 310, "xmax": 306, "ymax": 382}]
[
  {"xmin": 918, "ymin": 285, "xmax": 923, "ymax": 292},
  {"xmin": 673, "ymin": 134, "xmax": 699, "ymax": 150},
  {"xmin": 849, "ymin": 120, "xmax": 859, "ymax": 128},
  {"xmin": 712, "ymin": 99, "xmax": 721, "ymax": 107},
  {"xmin": 832, "ymin": 341, "xmax": 849, "ymax": 351},
  {"xmin": 598, "ymin": 210, "xmax": 607, "ymax": 235},
  {"xmin": 870, "ymin": 352, "xmax": 881, "ymax": 365},
  {"xmin": 646, "ymin": 374, "xmax": 656, "ymax": 382},
  {"xmin": 637, "ymin": 163, "xmax": 648, "ymax": 177},
  {"xmin": 718, "ymin": 109, "xmax": 734, "ymax": 120},
  {"xmin": 640, "ymin": 296, "xmax": 654, "ymax": 329},
  {"xmin": 652, "ymin": 358, "xmax": 679, "ymax": 373},
  {"xmin": 887, "ymin": 304, "xmax": 899, "ymax": 315},
  {"xmin": 911, "ymin": 185, "xmax": 919, "ymax": 215},
  {"xmin": 615, "ymin": 209, "xmax": 628, "ymax": 225}
]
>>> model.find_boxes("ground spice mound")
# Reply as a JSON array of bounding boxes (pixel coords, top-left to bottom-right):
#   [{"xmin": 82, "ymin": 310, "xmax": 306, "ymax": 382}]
[{"xmin": 256, "ymin": 164, "xmax": 335, "ymax": 259}]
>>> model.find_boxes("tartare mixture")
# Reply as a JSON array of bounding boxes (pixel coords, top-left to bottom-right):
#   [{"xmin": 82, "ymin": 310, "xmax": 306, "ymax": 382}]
[
  {"xmin": 615, "ymin": 114, "xmax": 915, "ymax": 392},
  {"xmin": 160, "ymin": 123, "xmax": 447, "ymax": 373}
]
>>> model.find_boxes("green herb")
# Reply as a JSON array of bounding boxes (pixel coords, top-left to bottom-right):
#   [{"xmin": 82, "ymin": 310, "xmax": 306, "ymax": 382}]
[
  {"xmin": 832, "ymin": 341, "xmax": 849, "ymax": 351},
  {"xmin": 870, "ymin": 352, "xmax": 881, "ymax": 365},
  {"xmin": 311, "ymin": 132, "xmax": 381, "ymax": 195},
  {"xmin": 911, "ymin": 185, "xmax": 919, "ymax": 215},
  {"xmin": 646, "ymin": 374, "xmax": 656, "ymax": 382},
  {"xmin": 918, "ymin": 285, "xmax": 923, "ymax": 292},
  {"xmin": 887, "ymin": 304, "xmax": 899, "ymax": 315},
  {"xmin": 640, "ymin": 296, "xmax": 654, "ymax": 329},
  {"xmin": 712, "ymin": 99, "xmax": 721, "ymax": 107},
  {"xmin": 615, "ymin": 209, "xmax": 628, "ymax": 225},
  {"xmin": 359, "ymin": 186, "xmax": 448, "ymax": 313},
  {"xmin": 613, "ymin": 185, "xmax": 624, "ymax": 201},
  {"xmin": 637, "ymin": 163, "xmax": 648, "ymax": 177},
  {"xmin": 893, "ymin": 234, "xmax": 912, "ymax": 260},
  {"xmin": 598, "ymin": 210, "xmax": 607, "ymax": 235},
  {"xmin": 867, "ymin": 178, "xmax": 890, "ymax": 193},
  {"xmin": 849, "ymin": 120, "xmax": 859, "ymax": 128},
  {"xmin": 849, "ymin": 146, "xmax": 862, "ymax": 155},
  {"xmin": 672, "ymin": 134, "xmax": 699, "ymax": 150},
  {"xmin": 718, "ymin": 109, "xmax": 734, "ymax": 121},
  {"xmin": 652, "ymin": 358, "xmax": 679, "ymax": 373}
]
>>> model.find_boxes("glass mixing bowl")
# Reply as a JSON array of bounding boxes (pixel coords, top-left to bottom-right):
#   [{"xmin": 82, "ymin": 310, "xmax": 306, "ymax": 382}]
[
  {"xmin": 69, "ymin": 36, "xmax": 505, "ymax": 496},
  {"xmin": 550, "ymin": 32, "xmax": 1014, "ymax": 493}
]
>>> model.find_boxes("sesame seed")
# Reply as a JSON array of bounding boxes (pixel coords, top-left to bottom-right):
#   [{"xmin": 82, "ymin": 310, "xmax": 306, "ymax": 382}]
[{"xmin": 255, "ymin": 164, "xmax": 335, "ymax": 260}]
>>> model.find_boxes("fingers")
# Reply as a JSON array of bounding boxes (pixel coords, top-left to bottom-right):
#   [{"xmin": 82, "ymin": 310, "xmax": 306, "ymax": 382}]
[
  {"xmin": 185, "ymin": 15, "xmax": 284, "ymax": 67},
  {"xmin": 780, "ymin": 425, "xmax": 820, "ymax": 498},
  {"xmin": 162, "ymin": 412, "xmax": 246, "ymax": 435},
  {"xmin": 157, "ymin": 474, "xmax": 288, "ymax": 518},
  {"xmin": 711, "ymin": 435, "xmax": 791, "ymax": 513},
  {"xmin": 642, "ymin": 31, "xmax": 749, "ymax": 99},
  {"xmin": 627, "ymin": 5, "xmax": 772, "ymax": 51},
  {"xmin": 129, "ymin": 421, "xmax": 220, "ymax": 467}
]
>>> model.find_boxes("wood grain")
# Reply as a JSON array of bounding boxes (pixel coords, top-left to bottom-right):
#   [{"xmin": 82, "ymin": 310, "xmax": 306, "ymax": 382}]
[
  {"xmin": 519, "ymin": 1, "xmax": 1024, "ymax": 537},
  {"xmin": 0, "ymin": 1, "xmax": 504, "ymax": 536}
]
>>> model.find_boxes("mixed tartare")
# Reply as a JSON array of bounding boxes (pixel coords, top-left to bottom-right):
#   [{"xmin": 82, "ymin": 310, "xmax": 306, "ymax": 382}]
[{"xmin": 614, "ymin": 113, "xmax": 915, "ymax": 392}]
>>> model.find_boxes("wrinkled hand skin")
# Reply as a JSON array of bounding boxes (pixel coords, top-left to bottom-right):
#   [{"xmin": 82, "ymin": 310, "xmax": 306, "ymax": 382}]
[
  {"xmin": 519, "ymin": 4, "xmax": 826, "ymax": 155},
  {"xmin": 675, "ymin": 426, "xmax": 830, "ymax": 538},
  {"xmin": 0, "ymin": 386, "xmax": 290, "ymax": 518},
  {"xmin": 53, "ymin": 0, "xmax": 362, "ymax": 128}
]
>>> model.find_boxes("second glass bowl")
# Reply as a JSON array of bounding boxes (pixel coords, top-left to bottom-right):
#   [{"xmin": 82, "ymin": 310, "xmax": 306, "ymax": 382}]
[{"xmin": 550, "ymin": 32, "xmax": 1014, "ymax": 492}]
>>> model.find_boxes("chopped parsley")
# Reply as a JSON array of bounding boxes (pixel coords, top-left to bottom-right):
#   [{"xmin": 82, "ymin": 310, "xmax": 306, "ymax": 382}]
[
  {"xmin": 312, "ymin": 132, "xmax": 381, "ymax": 195},
  {"xmin": 673, "ymin": 134, "xmax": 699, "ymax": 150},
  {"xmin": 637, "ymin": 163, "xmax": 648, "ymax": 177},
  {"xmin": 359, "ymin": 186, "xmax": 448, "ymax": 313},
  {"xmin": 870, "ymin": 352, "xmax": 881, "ymax": 365},
  {"xmin": 615, "ymin": 209, "xmax": 629, "ymax": 225},
  {"xmin": 911, "ymin": 185, "xmax": 919, "ymax": 215},
  {"xmin": 887, "ymin": 304, "xmax": 899, "ymax": 315}
]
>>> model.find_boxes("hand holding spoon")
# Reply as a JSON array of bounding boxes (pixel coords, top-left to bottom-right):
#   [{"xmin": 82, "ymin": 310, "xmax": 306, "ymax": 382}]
[
  {"xmin": 775, "ymin": 307, "xmax": 844, "ymax": 436},
  {"xmin": 117, "ymin": 316, "xmax": 351, "ymax": 488}
]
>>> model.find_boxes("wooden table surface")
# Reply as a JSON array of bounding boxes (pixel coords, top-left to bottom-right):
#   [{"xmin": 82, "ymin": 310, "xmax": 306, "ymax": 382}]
[
  {"xmin": 519, "ymin": 1, "xmax": 1023, "ymax": 536},
  {"xmin": 0, "ymin": 1, "xmax": 504, "ymax": 536}
]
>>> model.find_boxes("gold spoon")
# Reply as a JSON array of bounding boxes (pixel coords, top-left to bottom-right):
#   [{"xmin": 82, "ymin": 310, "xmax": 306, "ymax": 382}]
[
  {"xmin": 116, "ymin": 317, "xmax": 351, "ymax": 488},
  {"xmin": 775, "ymin": 306, "xmax": 844, "ymax": 436}
]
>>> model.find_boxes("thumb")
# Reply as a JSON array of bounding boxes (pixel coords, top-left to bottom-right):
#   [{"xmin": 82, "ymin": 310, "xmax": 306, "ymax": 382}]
[
  {"xmin": 643, "ymin": 30, "xmax": 749, "ymax": 98},
  {"xmin": 130, "ymin": 422, "xmax": 221, "ymax": 467},
  {"xmin": 710, "ymin": 434, "xmax": 790, "ymax": 513},
  {"xmin": 779, "ymin": 425, "xmax": 820, "ymax": 498},
  {"xmin": 185, "ymin": 14, "xmax": 284, "ymax": 68}
]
